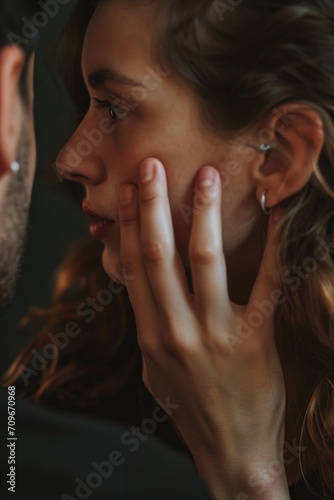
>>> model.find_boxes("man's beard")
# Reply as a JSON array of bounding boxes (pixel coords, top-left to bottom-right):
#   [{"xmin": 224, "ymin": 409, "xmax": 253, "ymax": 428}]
[{"xmin": 0, "ymin": 125, "xmax": 31, "ymax": 315}]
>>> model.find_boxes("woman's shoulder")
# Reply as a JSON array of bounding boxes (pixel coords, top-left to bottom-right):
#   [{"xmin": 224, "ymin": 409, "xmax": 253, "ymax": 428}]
[{"xmin": 289, "ymin": 470, "xmax": 334, "ymax": 499}]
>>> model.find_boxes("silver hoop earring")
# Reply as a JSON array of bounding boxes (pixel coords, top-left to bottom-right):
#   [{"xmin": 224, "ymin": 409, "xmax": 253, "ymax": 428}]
[
  {"xmin": 257, "ymin": 144, "xmax": 272, "ymax": 153},
  {"xmin": 260, "ymin": 190, "xmax": 272, "ymax": 215},
  {"xmin": 10, "ymin": 161, "xmax": 21, "ymax": 173}
]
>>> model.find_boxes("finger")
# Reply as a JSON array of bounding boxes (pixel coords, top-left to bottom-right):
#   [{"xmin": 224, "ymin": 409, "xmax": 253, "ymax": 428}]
[
  {"xmin": 189, "ymin": 167, "xmax": 232, "ymax": 321},
  {"xmin": 118, "ymin": 183, "xmax": 158, "ymax": 334},
  {"xmin": 245, "ymin": 207, "xmax": 285, "ymax": 330},
  {"xmin": 138, "ymin": 158, "xmax": 192, "ymax": 321}
]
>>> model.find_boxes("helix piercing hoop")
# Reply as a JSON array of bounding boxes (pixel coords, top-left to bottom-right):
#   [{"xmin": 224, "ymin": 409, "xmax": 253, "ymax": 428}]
[
  {"xmin": 10, "ymin": 161, "xmax": 21, "ymax": 173},
  {"xmin": 260, "ymin": 190, "xmax": 272, "ymax": 215},
  {"xmin": 257, "ymin": 143, "xmax": 272, "ymax": 153}
]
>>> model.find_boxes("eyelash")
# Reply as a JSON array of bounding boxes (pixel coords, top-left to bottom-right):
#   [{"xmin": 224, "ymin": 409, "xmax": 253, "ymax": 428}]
[{"xmin": 92, "ymin": 98, "xmax": 128, "ymax": 126}]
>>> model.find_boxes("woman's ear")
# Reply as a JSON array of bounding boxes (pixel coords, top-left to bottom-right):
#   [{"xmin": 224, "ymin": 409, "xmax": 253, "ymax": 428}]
[
  {"xmin": 0, "ymin": 45, "xmax": 25, "ymax": 178},
  {"xmin": 251, "ymin": 103, "xmax": 325, "ymax": 208}
]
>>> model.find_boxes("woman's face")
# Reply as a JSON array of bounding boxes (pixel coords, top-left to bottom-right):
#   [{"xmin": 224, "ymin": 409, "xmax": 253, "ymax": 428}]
[{"xmin": 57, "ymin": 1, "xmax": 264, "ymax": 288}]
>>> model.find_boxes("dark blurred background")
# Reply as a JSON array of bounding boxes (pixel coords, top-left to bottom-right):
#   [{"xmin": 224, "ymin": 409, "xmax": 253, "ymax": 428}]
[{"xmin": 0, "ymin": 0, "xmax": 89, "ymax": 373}]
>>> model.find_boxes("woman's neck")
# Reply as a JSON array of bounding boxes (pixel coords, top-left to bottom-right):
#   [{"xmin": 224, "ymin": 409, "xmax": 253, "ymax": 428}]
[
  {"xmin": 225, "ymin": 234, "xmax": 317, "ymax": 486},
  {"xmin": 224, "ymin": 215, "xmax": 267, "ymax": 305}
]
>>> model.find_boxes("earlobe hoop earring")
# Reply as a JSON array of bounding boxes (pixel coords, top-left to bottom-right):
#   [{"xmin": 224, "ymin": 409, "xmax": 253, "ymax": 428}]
[
  {"xmin": 260, "ymin": 190, "xmax": 272, "ymax": 215},
  {"xmin": 10, "ymin": 161, "xmax": 21, "ymax": 173}
]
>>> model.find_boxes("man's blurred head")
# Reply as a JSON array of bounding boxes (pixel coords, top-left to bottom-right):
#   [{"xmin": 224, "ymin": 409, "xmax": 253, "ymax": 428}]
[{"xmin": 0, "ymin": 0, "xmax": 38, "ymax": 313}]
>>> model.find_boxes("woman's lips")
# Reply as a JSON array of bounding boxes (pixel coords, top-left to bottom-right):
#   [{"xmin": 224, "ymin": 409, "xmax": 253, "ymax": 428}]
[
  {"xmin": 82, "ymin": 202, "xmax": 116, "ymax": 239},
  {"xmin": 89, "ymin": 218, "xmax": 115, "ymax": 238}
]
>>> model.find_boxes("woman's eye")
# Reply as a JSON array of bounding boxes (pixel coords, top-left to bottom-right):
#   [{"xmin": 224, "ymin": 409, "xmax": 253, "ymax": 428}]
[{"xmin": 92, "ymin": 98, "xmax": 128, "ymax": 124}]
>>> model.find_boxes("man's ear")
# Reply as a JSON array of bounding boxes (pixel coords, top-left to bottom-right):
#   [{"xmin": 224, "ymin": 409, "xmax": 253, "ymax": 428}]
[
  {"xmin": 0, "ymin": 45, "xmax": 25, "ymax": 178},
  {"xmin": 251, "ymin": 103, "xmax": 325, "ymax": 208}
]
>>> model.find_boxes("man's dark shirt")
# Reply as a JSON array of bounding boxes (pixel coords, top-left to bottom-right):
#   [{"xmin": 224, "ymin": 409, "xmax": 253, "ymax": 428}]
[
  {"xmin": 0, "ymin": 389, "xmax": 212, "ymax": 500},
  {"xmin": 0, "ymin": 389, "xmax": 332, "ymax": 499}
]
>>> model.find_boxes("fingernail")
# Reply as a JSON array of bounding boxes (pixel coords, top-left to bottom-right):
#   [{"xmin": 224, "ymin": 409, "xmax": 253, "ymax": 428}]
[
  {"xmin": 140, "ymin": 161, "xmax": 155, "ymax": 183},
  {"xmin": 198, "ymin": 166, "xmax": 217, "ymax": 188},
  {"xmin": 120, "ymin": 185, "xmax": 135, "ymax": 205},
  {"xmin": 273, "ymin": 206, "xmax": 284, "ymax": 222}
]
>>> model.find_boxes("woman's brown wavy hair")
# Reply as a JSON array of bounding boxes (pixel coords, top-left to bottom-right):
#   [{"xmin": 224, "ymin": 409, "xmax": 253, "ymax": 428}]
[{"xmin": 3, "ymin": 0, "xmax": 334, "ymax": 494}]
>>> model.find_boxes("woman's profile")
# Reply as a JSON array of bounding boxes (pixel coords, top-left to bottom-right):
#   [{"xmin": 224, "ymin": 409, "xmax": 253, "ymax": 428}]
[{"xmin": 3, "ymin": 0, "xmax": 334, "ymax": 498}]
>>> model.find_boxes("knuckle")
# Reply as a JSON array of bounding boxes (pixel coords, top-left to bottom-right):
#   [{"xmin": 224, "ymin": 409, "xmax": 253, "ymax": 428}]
[
  {"xmin": 203, "ymin": 330, "xmax": 231, "ymax": 355},
  {"xmin": 142, "ymin": 239, "xmax": 167, "ymax": 263},
  {"xmin": 190, "ymin": 245, "xmax": 218, "ymax": 266},
  {"xmin": 119, "ymin": 216, "xmax": 138, "ymax": 228},
  {"xmin": 140, "ymin": 190, "xmax": 160, "ymax": 206},
  {"xmin": 121, "ymin": 253, "xmax": 140, "ymax": 275},
  {"xmin": 162, "ymin": 330, "xmax": 198, "ymax": 360}
]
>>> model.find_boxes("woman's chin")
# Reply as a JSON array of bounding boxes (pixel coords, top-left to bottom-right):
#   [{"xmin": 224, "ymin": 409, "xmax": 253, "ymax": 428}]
[{"xmin": 101, "ymin": 247, "xmax": 125, "ymax": 285}]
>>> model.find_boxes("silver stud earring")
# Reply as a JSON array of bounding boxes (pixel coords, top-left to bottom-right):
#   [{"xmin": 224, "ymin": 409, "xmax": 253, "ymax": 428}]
[
  {"xmin": 260, "ymin": 190, "xmax": 272, "ymax": 215},
  {"xmin": 10, "ymin": 161, "xmax": 21, "ymax": 173},
  {"xmin": 257, "ymin": 143, "xmax": 272, "ymax": 153}
]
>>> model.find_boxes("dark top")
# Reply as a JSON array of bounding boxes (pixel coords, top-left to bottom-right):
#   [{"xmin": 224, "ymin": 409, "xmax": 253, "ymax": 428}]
[
  {"xmin": 0, "ymin": 389, "xmax": 333, "ymax": 499},
  {"xmin": 0, "ymin": 389, "xmax": 211, "ymax": 500}
]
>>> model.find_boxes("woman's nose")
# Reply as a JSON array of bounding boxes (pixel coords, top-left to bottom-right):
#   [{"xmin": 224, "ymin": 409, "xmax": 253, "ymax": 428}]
[{"xmin": 56, "ymin": 124, "xmax": 106, "ymax": 185}]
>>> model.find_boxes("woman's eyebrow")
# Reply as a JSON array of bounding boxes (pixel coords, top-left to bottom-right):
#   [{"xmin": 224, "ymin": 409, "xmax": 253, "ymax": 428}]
[{"xmin": 88, "ymin": 67, "xmax": 144, "ymax": 89}]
